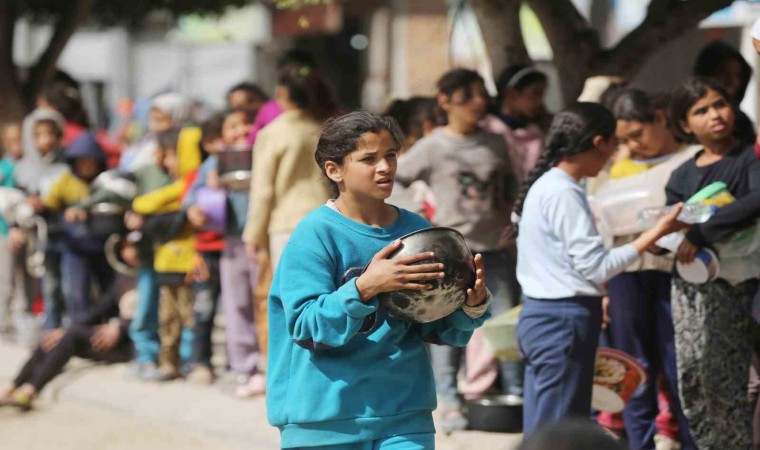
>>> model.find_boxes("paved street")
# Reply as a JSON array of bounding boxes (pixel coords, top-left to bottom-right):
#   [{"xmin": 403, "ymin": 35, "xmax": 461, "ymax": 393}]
[{"xmin": 0, "ymin": 340, "xmax": 522, "ymax": 450}]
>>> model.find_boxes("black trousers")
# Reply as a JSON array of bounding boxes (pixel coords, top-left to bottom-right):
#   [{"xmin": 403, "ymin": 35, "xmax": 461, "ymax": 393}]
[
  {"xmin": 191, "ymin": 251, "xmax": 222, "ymax": 368},
  {"xmin": 13, "ymin": 325, "xmax": 132, "ymax": 392}
]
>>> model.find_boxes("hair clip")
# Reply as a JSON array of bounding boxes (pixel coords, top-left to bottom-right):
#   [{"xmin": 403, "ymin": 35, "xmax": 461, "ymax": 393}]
[{"xmin": 298, "ymin": 66, "xmax": 311, "ymax": 77}]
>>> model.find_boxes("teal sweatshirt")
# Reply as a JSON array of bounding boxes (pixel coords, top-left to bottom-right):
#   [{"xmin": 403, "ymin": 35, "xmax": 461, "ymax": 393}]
[
  {"xmin": 267, "ymin": 205, "xmax": 489, "ymax": 448},
  {"xmin": 0, "ymin": 158, "xmax": 15, "ymax": 236}
]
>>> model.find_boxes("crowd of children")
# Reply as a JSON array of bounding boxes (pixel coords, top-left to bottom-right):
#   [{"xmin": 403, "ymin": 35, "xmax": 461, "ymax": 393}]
[{"xmin": 1, "ymin": 38, "xmax": 760, "ymax": 450}]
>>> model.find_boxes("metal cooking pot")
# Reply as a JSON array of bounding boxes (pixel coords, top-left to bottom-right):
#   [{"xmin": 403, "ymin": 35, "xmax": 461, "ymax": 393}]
[
  {"xmin": 465, "ymin": 395, "xmax": 523, "ymax": 433},
  {"xmin": 377, "ymin": 227, "xmax": 475, "ymax": 323},
  {"xmin": 92, "ymin": 170, "xmax": 137, "ymax": 200},
  {"xmin": 105, "ymin": 234, "xmax": 137, "ymax": 276},
  {"xmin": 89, "ymin": 203, "xmax": 126, "ymax": 237},
  {"xmin": 218, "ymin": 148, "xmax": 252, "ymax": 191}
]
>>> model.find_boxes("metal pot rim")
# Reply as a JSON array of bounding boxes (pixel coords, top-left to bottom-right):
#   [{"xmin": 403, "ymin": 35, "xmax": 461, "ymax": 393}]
[
  {"xmin": 395, "ymin": 226, "xmax": 467, "ymax": 244},
  {"xmin": 90, "ymin": 203, "xmax": 126, "ymax": 215},
  {"xmin": 465, "ymin": 395, "xmax": 524, "ymax": 407}
]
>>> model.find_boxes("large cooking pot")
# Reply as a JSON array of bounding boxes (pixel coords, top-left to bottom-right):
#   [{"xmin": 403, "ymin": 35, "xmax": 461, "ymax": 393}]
[
  {"xmin": 92, "ymin": 170, "xmax": 137, "ymax": 200},
  {"xmin": 465, "ymin": 395, "xmax": 523, "ymax": 433},
  {"xmin": 377, "ymin": 227, "xmax": 475, "ymax": 323},
  {"xmin": 218, "ymin": 148, "xmax": 252, "ymax": 191},
  {"xmin": 88, "ymin": 203, "xmax": 126, "ymax": 237}
]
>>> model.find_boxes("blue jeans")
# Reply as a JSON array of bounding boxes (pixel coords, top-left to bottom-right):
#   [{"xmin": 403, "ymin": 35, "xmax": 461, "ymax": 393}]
[
  {"xmin": 61, "ymin": 250, "xmax": 114, "ymax": 326},
  {"xmin": 430, "ymin": 248, "xmax": 522, "ymax": 406},
  {"xmin": 286, "ymin": 433, "xmax": 434, "ymax": 450},
  {"xmin": 607, "ymin": 271, "xmax": 696, "ymax": 450},
  {"xmin": 129, "ymin": 268, "xmax": 160, "ymax": 364},
  {"xmin": 518, "ymin": 296, "xmax": 602, "ymax": 433}
]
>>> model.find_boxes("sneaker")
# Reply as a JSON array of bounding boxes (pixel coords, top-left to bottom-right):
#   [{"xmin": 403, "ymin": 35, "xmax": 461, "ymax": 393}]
[
  {"xmin": 136, "ymin": 362, "xmax": 163, "ymax": 382},
  {"xmin": 186, "ymin": 366, "xmax": 215, "ymax": 385},
  {"xmin": 155, "ymin": 364, "xmax": 180, "ymax": 382},
  {"xmin": 235, "ymin": 373, "xmax": 266, "ymax": 398}
]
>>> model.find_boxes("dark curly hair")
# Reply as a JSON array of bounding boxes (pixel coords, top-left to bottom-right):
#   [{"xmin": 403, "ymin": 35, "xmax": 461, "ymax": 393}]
[{"xmin": 315, "ymin": 111, "xmax": 404, "ymax": 197}]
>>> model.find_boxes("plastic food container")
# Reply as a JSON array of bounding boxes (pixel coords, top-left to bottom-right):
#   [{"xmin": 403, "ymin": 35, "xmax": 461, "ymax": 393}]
[
  {"xmin": 481, "ymin": 305, "xmax": 522, "ymax": 361},
  {"xmin": 676, "ymin": 249, "xmax": 720, "ymax": 284},
  {"xmin": 592, "ymin": 348, "xmax": 647, "ymax": 413}
]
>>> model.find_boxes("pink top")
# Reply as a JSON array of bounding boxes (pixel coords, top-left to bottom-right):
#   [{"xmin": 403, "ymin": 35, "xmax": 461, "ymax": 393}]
[
  {"xmin": 482, "ymin": 114, "xmax": 544, "ymax": 185},
  {"xmin": 246, "ymin": 100, "xmax": 284, "ymax": 148}
]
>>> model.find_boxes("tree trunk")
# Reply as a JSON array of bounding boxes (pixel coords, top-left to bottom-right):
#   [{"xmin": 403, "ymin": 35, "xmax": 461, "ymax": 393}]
[
  {"xmin": 470, "ymin": 0, "xmax": 530, "ymax": 77},
  {"xmin": 0, "ymin": 4, "xmax": 26, "ymax": 123},
  {"xmin": 23, "ymin": 0, "xmax": 96, "ymax": 108}
]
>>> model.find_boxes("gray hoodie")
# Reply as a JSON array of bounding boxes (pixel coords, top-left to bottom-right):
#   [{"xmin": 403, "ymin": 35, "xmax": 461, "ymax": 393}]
[
  {"xmin": 395, "ymin": 127, "xmax": 517, "ymax": 251},
  {"xmin": 14, "ymin": 109, "xmax": 68, "ymax": 194}
]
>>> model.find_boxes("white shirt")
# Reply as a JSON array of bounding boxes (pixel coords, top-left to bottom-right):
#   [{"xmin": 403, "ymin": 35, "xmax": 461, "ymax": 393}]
[{"xmin": 517, "ymin": 168, "xmax": 639, "ymax": 299}]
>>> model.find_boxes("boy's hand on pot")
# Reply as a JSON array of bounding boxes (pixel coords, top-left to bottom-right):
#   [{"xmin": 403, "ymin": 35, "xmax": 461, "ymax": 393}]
[
  {"xmin": 677, "ymin": 238, "xmax": 699, "ymax": 264},
  {"xmin": 124, "ymin": 211, "xmax": 144, "ymax": 230},
  {"xmin": 356, "ymin": 240, "xmax": 444, "ymax": 303},
  {"xmin": 465, "ymin": 253, "xmax": 487, "ymax": 307}
]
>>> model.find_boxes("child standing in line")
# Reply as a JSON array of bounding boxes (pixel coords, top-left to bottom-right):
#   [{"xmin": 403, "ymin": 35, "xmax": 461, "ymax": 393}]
[
  {"xmin": 0, "ymin": 126, "xmax": 20, "ymax": 337},
  {"xmin": 131, "ymin": 127, "xmax": 201, "ymax": 380},
  {"xmin": 14, "ymin": 109, "xmax": 68, "ymax": 330},
  {"xmin": 514, "ymin": 102, "xmax": 684, "ymax": 433},
  {"xmin": 267, "ymin": 111, "xmax": 491, "ymax": 449},
  {"xmin": 216, "ymin": 108, "xmax": 265, "ymax": 397},
  {"xmin": 183, "ymin": 113, "xmax": 226, "ymax": 384},
  {"xmin": 665, "ymin": 77, "xmax": 760, "ymax": 449},
  {"xmin": 604, "ymin": 89, "xmax": 696, "ymax": 450},
  {"xmin": 43, "ymin": 132, "xmax": 114, "ymax": 326},
  {"xmin": 395, "ymin": 68, "xmax": 519, "ymax": 431}
]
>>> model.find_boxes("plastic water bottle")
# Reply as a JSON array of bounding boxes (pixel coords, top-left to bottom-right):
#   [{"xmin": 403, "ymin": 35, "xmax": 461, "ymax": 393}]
[{"xmin": 638, "ymin": 203, "xmax": 718, "ymax": 228}]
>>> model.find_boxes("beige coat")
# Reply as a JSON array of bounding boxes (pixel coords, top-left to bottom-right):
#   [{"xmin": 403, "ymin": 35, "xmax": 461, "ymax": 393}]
[{"xmin": 243, "ymin": 110, "xmax": 329, "ymax": 249}]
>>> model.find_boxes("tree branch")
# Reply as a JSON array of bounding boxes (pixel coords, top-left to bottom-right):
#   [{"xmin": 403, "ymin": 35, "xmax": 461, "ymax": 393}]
[
  {"xmin": 470, "ymin": 0, "xmax": 530, "ymax": 77},
  {"xmin": 595, "ymin": 0, "xmax": 734, "ymax": 76},
  {"xmin": 525, "ymin": 0, "xmax": 600, "ymax": 60},
  {"xmin": 0, "ymin": 2, "xmax": 26, "ymax": 121},
  {"xmin": 23, "ymin": 0, "xmax": 97, "ymax": 106}
]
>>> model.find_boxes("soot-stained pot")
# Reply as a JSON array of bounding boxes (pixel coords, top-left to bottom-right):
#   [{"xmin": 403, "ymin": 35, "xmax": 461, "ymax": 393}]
[
  {"xmin": 89, "ymin": 202, "xmax": 126, "ymax": 237},
  {"xmin": 465, "ymin": 395, "xmax": 523, "ymax": 433},
  {"xmin": 218, "ymin": 148, "xmax": 252, "ymax": 191},
  {"xmin": 377, "ymin": 227, "xmax": 475, "ymax": 323}
]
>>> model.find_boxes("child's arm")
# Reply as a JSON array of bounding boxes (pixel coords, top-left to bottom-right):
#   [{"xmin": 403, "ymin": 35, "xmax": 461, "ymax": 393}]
[
  {"xmin": 277, "ymin": 245, "xmax": 378, "ymax": 350},
  {"xmin": 395, "ymin": 142, "xmax": 433, "ymax": 188},
  {"xmin": 132, "ymin": 181, "xmax": 185, "ymax": 215}
]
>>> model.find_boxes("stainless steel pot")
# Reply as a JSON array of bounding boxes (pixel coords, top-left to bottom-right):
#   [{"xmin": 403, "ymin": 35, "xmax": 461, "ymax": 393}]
[
  {"xmin": 218, "ymin": 148, "xmax": 252, "ymax": 191},
  {"xmin": 105, "ymin": 234, "xmax": 137, "ymax": 276},
  {"xmin": 89, "ymin": 203, "xmax": 126, "ymax": 237},
  {"xmin": 465, "ymin": 395, "xmax": 523, "ymax": 433},
  {"xmin": 377, "ymin": 227, "xmax": 475, "ymax": 323}
]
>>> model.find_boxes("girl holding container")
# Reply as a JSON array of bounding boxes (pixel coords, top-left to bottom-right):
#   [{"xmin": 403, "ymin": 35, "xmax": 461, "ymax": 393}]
[{"xmin": 513, "ymin": 102, "xmax": 685, "ymax": 433}]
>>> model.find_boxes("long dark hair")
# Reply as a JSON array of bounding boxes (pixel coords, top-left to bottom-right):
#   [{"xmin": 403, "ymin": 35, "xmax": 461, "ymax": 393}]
[
  {"xmin": 315, "ymin": 111, "xmax": 404, "ymax": 197},
  {"xmin": 669, "ymin": 77, "xmax": 731, "ymax": 143},
  {"xmin": 512, "ymin": 102, "xmax": 616, "ymax": 221},
  {"xmin": 277, "ymin": 64, "xmax": 339, "ymax": 123}
]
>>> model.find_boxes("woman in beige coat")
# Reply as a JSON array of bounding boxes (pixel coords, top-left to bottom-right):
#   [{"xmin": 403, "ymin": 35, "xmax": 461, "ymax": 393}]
[{"xmin": 243, "ymin": 65, "xmax": 339, "ymax": 268}]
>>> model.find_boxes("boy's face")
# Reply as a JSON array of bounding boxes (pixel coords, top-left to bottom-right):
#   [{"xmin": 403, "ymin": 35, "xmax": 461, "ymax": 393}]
[
  {"xmin": 74, "ymin": 158, "xmax": 100, "ymax": 182},
  {"xmin": 440, "ymin": 81, "xmax": 489, "ymax": 128},
  {"xmin": 203, "ymin": 137, "xmax": 224, "ymax": 155},
  {"xmin": 222, "ymin": 111, "xmax": 252, "ymax": 148},
  {"xmin": 228, "ymin": 90, "xmax": 265, "ymax": 117},
  {"xmin": 161, "ymin": 148, "xmax": 179, "ymax": 179},
  {"xmin": 34, "ymin": 122, "xmax": 61, "ymax": 156},
  {"xmin": 1, "ymin": 124, "xmax": 23, "ymax": 160},
  {"xmin": 149, "ymin": 108, "xmax": 174, "ymax": 133},
  {"xmin": 504, "ymin": 80, "xmax": 547, "ymax": 120}
]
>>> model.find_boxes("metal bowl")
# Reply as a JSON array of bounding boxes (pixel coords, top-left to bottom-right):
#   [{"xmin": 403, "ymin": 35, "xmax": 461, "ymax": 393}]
[
  {"xmin": 220, "ymin": 170, "xmax": 252, "ymax": 191},
  {"xmin": 377, "ymin": 227, "xmax": 475, "ymax": 323},
  {"xmin": 465, "ymin": 395, "xmax": 523, "ymax": 433},
  {"xmin": 89, "ymin": 203, "xmax": 126, "ymax": 237}
]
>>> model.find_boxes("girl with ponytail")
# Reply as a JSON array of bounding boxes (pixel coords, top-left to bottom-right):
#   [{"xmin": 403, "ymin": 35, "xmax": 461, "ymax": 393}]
[{"xmin": 515, "ymin": 102, "xmax": 685, "ymax": 432}]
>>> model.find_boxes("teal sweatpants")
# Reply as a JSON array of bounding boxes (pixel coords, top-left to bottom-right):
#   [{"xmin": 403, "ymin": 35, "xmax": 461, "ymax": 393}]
[{"xmin": 287, "ymin": 433, "xmax": 435, "ymax": 450}]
